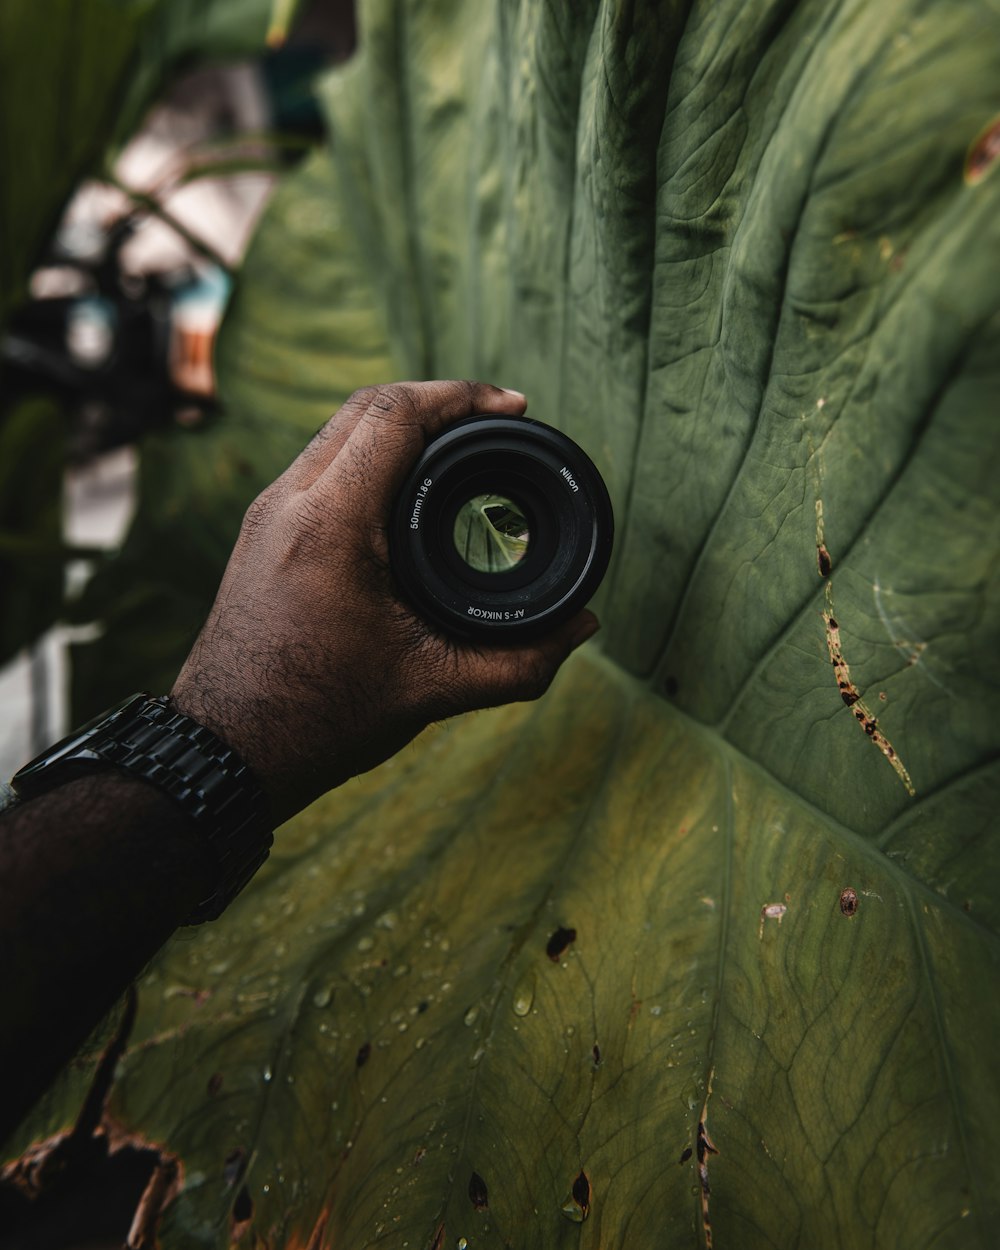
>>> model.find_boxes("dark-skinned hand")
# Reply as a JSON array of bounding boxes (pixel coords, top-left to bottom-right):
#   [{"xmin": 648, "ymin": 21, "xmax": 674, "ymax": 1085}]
[{"xmin": 171, "ymin": 380, "xmax": 599, "ymax": 825}]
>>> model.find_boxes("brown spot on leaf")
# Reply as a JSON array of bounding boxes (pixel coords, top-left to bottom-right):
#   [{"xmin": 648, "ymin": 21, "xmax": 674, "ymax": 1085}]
[
  {"xmin": 572, "ymin": 1169, "xmax": 591, "ymax": 1216},
  {"xmin": 679, "ymin": 1147, "xmax": 693, "ymax": 1164},
  {"xmin": 817, "ymin": 544, "xmax": 832, "ymax": 577},
  {"xmin": 429, "ymin": 1222, "xmax": 446, "ymax": 1250},
  {"xmin": 297, "ymin": 1208, "xmax": 331, "ymax": 1250},
  {"xmin": 824, "ymin": 588, "xmax": 914, "ymax": 794},
  {"xmin": 223, "ymin": 1148, "xmax": 247, "ymax": 1188},
  {"xmin": 840, "ymin": 888, "xmax": 859, "ymax": 917},
  {"xmin": 546, "ymin": 926, "xmax": 577, "ymax": 961},
  {"xmin": 233, "ymin": 1184, "xmax": 254, "ymax": 1224},
  {"xmin": 696, "ymin": 1075, "xmax": 719, "ymax": 1249},
  {"xmin": 356, "ymin": 1041, "xmax": 371, "ymax": 1068},
  {"xmin": 0, "ymin": 987, "xmax": 185, "ymax": 1246},
  {"xmin": 207, "ymin": 1072, "xmax": 223, "ymax": 1097},
  {"xmin": 696, "ymin": 1120, "xmax": 719, "ymax": 1164},
  {"xmin": 592, "ymin": 1043, "xmax": 601, "ymax": 1067},
  {"xmin": 468, "ymin": 1170, "xmax": 489, "ymax": 1211},
  {"xmin": 965, "ymin": 115, "xmax": 1000, "ymax": 185}
]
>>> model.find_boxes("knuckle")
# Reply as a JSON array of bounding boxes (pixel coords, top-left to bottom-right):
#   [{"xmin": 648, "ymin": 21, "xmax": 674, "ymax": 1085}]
[
  {"xmin": 240, "ymin": 488, "xmax": 276, "ymax": 541},
  {"xmin": 370, "ymin": 383, "xmax": 420, "ymax": 424},
  {"xmin": 346, "ymin": 385, "xmax": 380, "ymax": 410}
]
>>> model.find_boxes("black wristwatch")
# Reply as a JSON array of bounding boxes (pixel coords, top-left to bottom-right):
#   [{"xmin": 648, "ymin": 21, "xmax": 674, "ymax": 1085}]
[{"xmin": 8, "ymin": 693, "xmax": 274, "ymax": 924}]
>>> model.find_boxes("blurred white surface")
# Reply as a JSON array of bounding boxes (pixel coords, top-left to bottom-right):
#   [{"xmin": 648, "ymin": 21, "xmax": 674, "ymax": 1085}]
[{"xmin": 0, "ymin": 451, "xmax": 138, "ymax": 779}]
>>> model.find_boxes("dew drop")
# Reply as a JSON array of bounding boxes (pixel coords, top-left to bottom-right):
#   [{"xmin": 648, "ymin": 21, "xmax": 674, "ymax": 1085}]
[
  {"xmin": 357, "ymin": 935, "xmax": 375, "ymax": 952},
  {"xmin": 262, "ymin": 1065, "xmax": 273, "ymax": 1083},
  {"xmin": 512, "ymin": 972, "xmax": 535, "ymax": 1017},
  {"xmin": 463, "ymin": 1005, "xmax": 480, "ymax": 1027},
  {"xmin": 649, "ymin": 1005, "xmax": 663, "ymax": 1017},
  {"xmin": 313, "ymin": 988, "xmax": 332, "ymax": 1009}
]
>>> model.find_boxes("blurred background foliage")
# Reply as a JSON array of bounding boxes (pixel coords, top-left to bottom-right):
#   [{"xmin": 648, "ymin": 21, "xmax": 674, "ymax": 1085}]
[
  {"xmin": 0, "ymin": 0, "xmax": 347, "ymax": 675},
  {"xmin": 2, "ymin": 1, "xmax": 1000, "ymax": 1247}
]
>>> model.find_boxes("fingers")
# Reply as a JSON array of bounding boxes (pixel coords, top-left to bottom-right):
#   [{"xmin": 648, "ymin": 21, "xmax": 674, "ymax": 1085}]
[
  {"xmin": 449, "ymin": 611, "xmax": 600, "ymax": 711},
  {"xmin": 274, "ymin": 388, "xmax": 388, "ymax": 493},
  {"xmin": 312, "ymin": 380, "xmax": 527, "ymax": 510}
]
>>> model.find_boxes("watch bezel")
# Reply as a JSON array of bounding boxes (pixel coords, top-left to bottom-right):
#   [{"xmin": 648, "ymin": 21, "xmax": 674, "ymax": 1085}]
[{"xmin": 12, "ymin": 693, "xmax": 149, "ymax": 796}]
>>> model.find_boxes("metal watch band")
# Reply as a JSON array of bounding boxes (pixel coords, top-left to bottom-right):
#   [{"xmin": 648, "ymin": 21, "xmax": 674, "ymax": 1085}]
[
  {"xmin": 13, "ymin": 695, "xmax": 273, "ymax": 924},
  {"xmin": 100, "ymin": 698, "xmax": 273, "ymax": 923}
]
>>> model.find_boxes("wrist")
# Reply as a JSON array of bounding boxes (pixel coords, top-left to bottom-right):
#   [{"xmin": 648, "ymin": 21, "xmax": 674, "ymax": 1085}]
[
  {"xmin": 12, "ymin": 693, "xmax": 274, "ymax": 923},
  {"xmin": 168, "ymin": 676, "xmax": 315, "ymax": 825}
]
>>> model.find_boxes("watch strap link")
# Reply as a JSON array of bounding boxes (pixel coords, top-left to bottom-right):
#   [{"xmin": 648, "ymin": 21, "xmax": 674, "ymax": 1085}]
[{"xmin": 90, "ymin": 697, "xmax": 273, "ymax": 923}]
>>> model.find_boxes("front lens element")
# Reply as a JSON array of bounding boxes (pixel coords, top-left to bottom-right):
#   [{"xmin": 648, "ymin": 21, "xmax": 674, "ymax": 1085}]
[{"xmin": 453, "ymin": 492, "xmax": 530, "ymax": 574}]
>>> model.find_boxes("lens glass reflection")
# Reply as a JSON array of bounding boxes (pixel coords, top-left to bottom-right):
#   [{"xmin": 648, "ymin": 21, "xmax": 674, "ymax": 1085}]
[{"xmin": 453, "ymin": 493, "xmax": 530, "ymax": 573}]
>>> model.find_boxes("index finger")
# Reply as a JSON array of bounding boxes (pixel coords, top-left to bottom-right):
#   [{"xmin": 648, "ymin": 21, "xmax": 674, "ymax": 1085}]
[{"xmin": 313, "ymin": 380, "xmax": 527, "ymax": 511}]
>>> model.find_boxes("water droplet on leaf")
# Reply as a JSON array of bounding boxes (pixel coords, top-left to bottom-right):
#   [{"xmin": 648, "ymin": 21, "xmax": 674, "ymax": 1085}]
[{"xmin": 512, "ymin": 972, "xmax": 535, "ymax": 1017}]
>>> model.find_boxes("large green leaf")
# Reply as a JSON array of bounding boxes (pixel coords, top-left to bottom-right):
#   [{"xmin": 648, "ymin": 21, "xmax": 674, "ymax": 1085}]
[{"xmin": 13, "ymin": 0, "xmax": 1000, "ymax": 1246}]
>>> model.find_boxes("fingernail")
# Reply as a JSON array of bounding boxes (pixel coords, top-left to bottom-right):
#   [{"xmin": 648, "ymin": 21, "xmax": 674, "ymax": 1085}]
[{"xmin": 500, "ymin": 387, "xmax": 525, "ymax": 399}]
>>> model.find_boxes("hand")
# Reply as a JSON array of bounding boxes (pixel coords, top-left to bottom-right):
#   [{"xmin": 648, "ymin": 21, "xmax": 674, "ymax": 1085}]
[{"xmin": 171, "ymin": 381, "xmax": 599, "ymax": 824}]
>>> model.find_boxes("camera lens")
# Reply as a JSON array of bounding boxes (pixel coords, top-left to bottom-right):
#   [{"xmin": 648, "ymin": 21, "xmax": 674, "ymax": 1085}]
[{"xmin": 390, "ymin": 415, "xmax": 614, "ymax": 641}]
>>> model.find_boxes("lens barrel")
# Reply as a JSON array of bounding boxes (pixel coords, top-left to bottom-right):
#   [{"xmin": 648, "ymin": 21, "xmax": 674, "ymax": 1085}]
[{"xmin": 390, "ymin": 415, "xmax": 614, "ymax": 641}]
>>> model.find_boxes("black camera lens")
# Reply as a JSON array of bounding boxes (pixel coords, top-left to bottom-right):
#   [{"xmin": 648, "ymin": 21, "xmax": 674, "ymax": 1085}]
[{"xmin": 390, "ymin": 415, "xmax": 614, "ymax": 641}]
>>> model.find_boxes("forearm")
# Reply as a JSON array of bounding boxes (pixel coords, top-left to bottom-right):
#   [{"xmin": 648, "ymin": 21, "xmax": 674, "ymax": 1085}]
[
  {"xmin": 0, "ymin": 381, "xmax": 597, "ymax": 1142},
  {"xmin": 0, "ymin": 773, "xmax": 215, "ymax": 1142}
]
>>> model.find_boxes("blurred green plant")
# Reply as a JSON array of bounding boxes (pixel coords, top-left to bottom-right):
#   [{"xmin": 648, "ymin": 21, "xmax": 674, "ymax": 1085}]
[
  {"xmin": 0, "ymin": 0, "xmax": 295, "ymax": 666},
  {"xmin": 6, "ymin": 0, "xmax": 1000, "ymax": 1247}
]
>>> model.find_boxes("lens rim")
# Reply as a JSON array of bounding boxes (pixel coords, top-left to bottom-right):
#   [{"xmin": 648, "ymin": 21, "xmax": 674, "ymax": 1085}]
[{"xmin": 390, "ymin": 415, "xmax": 613, "ymax": 641}]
